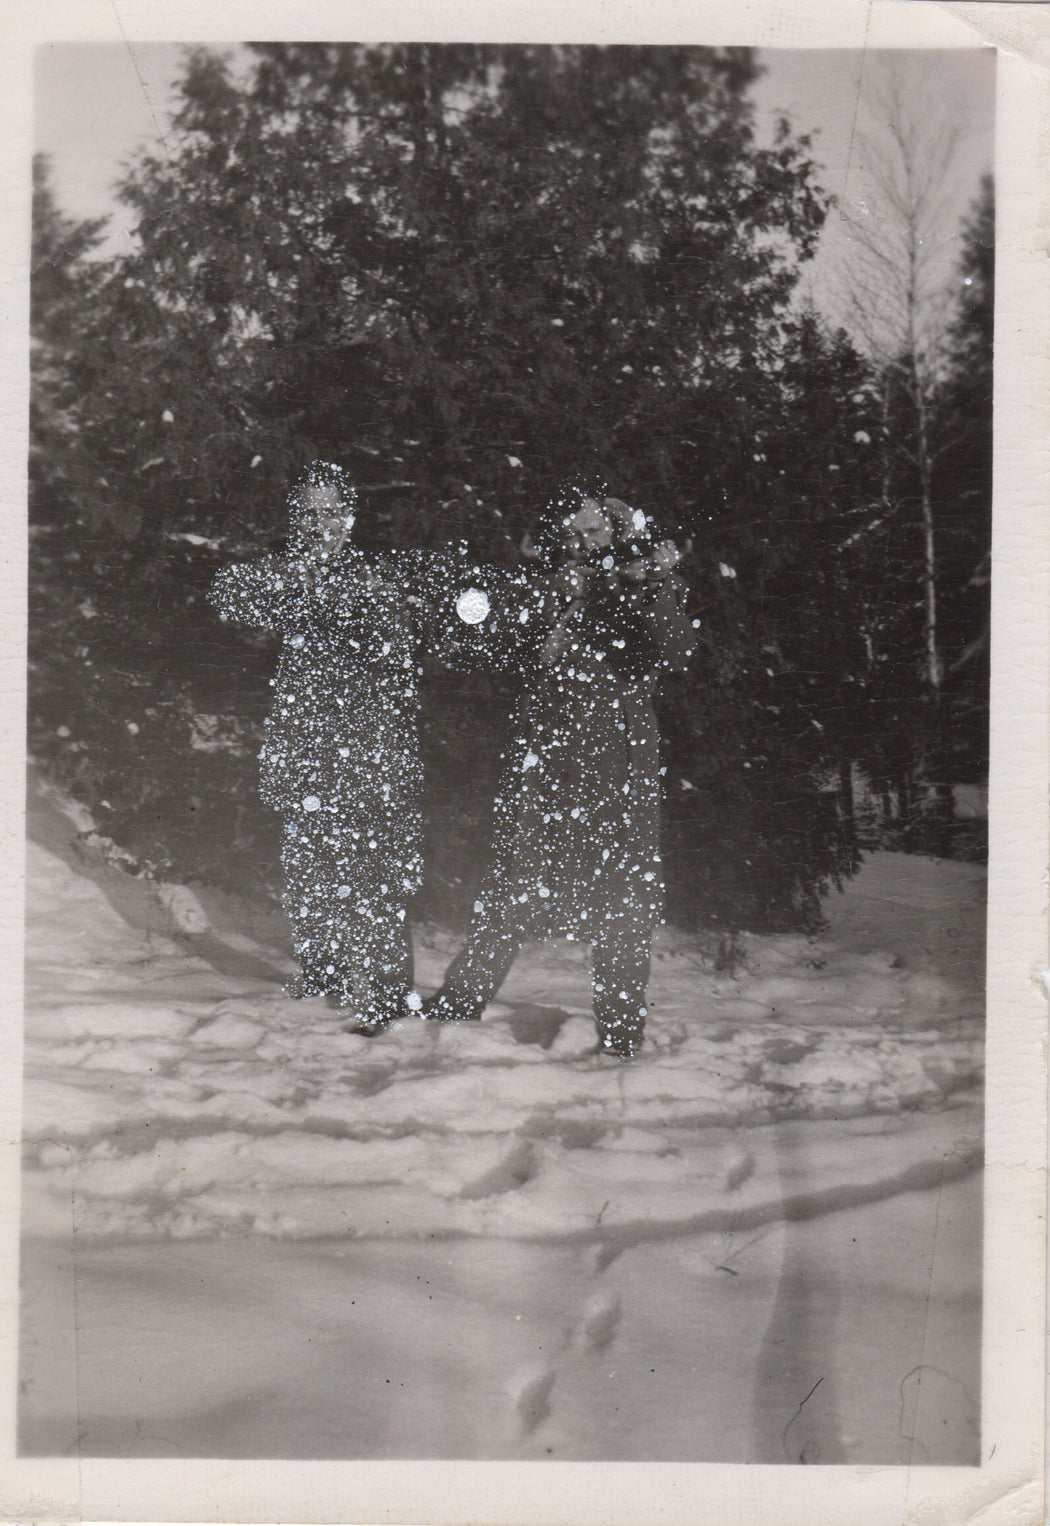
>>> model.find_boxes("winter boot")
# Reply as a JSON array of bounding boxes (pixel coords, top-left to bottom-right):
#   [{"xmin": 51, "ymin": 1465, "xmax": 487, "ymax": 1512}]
[
  {"xmin": 595, "ymin": 1021, "xmax": 645, "ymax": 1059},
  {"xmin": 421, "ymin": 992, "xmax": 482, "ymax": 1023}
]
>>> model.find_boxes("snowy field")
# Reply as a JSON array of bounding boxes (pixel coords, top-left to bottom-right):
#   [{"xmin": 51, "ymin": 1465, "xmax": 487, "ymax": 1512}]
[{"xmin": 19, "ymin": 783, "xmax": 984, "ymax": 1464}]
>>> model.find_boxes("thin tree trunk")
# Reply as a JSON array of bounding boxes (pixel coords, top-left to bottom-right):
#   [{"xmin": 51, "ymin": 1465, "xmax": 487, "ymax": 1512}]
[{"xmin": 837, "ymin": 757, "xmax": 859, "ymax": 867}]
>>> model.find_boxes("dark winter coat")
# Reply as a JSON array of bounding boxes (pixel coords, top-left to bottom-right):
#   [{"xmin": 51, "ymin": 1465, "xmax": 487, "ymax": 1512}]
[
  {"xmin": 208, "ymin": 544, "xmax": 515, "ymax": 897},
  {"xmin": 473, "ymin": 573, "xmax": 695, "ymax": 938}
]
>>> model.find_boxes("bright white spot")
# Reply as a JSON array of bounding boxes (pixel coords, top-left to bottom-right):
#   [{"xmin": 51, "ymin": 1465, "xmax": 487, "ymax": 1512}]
[
  {"xmin": 506, "ymin": 455, "xmax": 523, "ymax": 469},
  {"xmin": 336, "ymin": 885, "xmax": 351, "ymax": 898},
  {"xmin": 522, "ymin": 750, "xmax": 540, "ymax": 771},
  {"xmin": 289, "ymin": 634, "xmax": 305, "ymax": 648},
  {"xmin": 302, "ymin": 796, "xmax": 321, "ymax": 812},
  {"xmin": 125, "ymin": 721, "xmax": 139, "ymax": 734},
  {"xmin": 161, "ymin": 409, "xmax": 174, "ymax": 423},
  {"xmin": 719, "ymin": 563, "xmax": 737, "ymax": 579},
  {"xmin": 632, "ymin": 509, "xmax": 647, "ymax": 533},
  {"xmin": 551, "ymin": 318, "xmax": 565, "ymax": 327},
  {"xmin": 455, "ymin": 587, "xmax": 490, "ymax": 624},
  {"xmin": 405, "ymin": 990, "xmax": 423, "ymax": 1011},
  {"xmin": 853, "ymin": 431, "xmax": 871, "ymax": 444},
  {"xmin": 538, "ymin": 885, "xmax": 550, "ymax": 898},
  {"xmin": 250, "ymin": 454, "xmax": 263, "ymax": 468},
  {"xmin": 474, "ymin": 900, "xmax": 485, "ymax": 914}
]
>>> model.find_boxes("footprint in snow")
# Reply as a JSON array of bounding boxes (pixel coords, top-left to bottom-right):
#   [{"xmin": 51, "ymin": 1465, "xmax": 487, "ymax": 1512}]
[
  {"xmin": 577, "ymin": 1290, "xmax": 622, "ymax": 1351},
  {"xmin": 724, "ymin": 1148, "xmax": 756, "ymax": 1192},
  {"xmin": 459, "ymin": 1140, "xmax": 536, "ymax": 1199},
  {"xmin": 508, "ymin": 1364, "xmax": 556, "ymax": 1433}
]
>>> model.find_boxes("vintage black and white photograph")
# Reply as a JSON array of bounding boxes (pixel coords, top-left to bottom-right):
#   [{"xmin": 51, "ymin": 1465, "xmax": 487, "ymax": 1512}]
[{"xmin": 9, "ymin": 7, "xmax": 1036, "ymax": 1506}]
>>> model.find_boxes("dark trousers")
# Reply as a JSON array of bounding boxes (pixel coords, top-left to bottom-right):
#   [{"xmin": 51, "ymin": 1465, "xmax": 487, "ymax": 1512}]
[
  {"xmin": 437, "ymin": 895, "xmax": 652, "ymax": 1043},
  {"xmin": 281, "ymin": 819, "xmax": 414, "ymax": 1015}
]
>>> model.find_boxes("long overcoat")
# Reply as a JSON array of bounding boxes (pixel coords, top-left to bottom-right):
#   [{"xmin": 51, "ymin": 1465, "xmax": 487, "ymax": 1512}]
[
  {"xmin": 473, "ymin": 574, "xmax": 694, "ymax": 940},
  {"xmin": 208, "ymin": 544, "xmax": 513, "ymax": 903}
]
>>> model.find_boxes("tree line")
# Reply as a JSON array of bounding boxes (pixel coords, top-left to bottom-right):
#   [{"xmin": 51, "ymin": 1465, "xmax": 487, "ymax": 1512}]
[{"xmin": 28, "ymin": 43, "xmax": 992, "ymax": 933}]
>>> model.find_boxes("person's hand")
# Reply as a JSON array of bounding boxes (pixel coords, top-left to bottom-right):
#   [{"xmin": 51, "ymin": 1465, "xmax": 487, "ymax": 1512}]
[
  {"xmin": 615, "ymin": 557, "xmax": 650, "ymax": 585},
  {"xmin": 613, "ymin": 539, "xmax": 681, "ymax": 588},
  {"xmin": 649, "ymin": 539, "xmax": 680, "ymax": 580}
]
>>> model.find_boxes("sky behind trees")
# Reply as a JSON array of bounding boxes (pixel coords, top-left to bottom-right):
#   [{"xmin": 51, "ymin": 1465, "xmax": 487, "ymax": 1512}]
[{"xmin": 34, "ymin": 41, "xmax": 994, "ymax": 336}]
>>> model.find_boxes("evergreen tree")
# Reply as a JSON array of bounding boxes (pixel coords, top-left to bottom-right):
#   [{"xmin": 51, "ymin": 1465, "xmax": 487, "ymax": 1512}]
[{"xmin": 30, "ymin": 45, "xmax": 875, "ymax": 928}]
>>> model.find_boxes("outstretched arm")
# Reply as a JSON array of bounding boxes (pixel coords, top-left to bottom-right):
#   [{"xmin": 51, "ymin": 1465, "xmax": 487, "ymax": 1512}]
[
  {"xmin": 207, "ymin": 556, "xmax": 299, "ymax": 630},
  {"xmin": 208, "ymin": 553, "xmax": 378, "ymax": 637}
]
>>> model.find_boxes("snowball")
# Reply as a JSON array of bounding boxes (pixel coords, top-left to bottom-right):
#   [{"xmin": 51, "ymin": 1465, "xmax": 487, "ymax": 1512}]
[
  {"xmin": 455, "ymin": 587, "xmax": 491, "ymax": 624},
  {"xmin": 522, "ymin": 750, "xmax": 540, "ymax": 771},
  {"xmin": 302, "ymin": 796, "xmax": 321, "ymax": 812}
]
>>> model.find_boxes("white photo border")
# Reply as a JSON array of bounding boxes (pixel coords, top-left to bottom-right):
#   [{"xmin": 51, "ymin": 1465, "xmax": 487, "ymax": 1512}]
[{"xmin": 1, "ymin": 2, "xmax": 1045, "ymax": 1523}]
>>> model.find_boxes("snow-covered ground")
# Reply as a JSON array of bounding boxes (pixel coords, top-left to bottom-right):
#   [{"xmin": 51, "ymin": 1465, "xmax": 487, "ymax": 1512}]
[{"xmin": 18, "ymin": 786, "xmax": 984, "ymax": 1464}]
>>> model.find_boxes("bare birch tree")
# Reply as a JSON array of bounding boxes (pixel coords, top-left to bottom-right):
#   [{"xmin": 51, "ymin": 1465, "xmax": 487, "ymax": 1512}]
[{"xmin": 827, "ymin": 55, "xmax": 978, "ymax": 833}]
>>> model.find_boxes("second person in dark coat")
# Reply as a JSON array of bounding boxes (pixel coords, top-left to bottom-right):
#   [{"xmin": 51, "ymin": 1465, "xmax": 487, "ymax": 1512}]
[{"xmin": 426, "ymin": 482, "xmax": 695, "ymax": 1057}]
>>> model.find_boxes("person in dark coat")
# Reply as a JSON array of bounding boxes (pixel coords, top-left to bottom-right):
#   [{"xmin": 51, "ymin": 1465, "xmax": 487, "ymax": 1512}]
[
  {"xmin": 425, "ymin": 482, "xmax": 696, "ymax": 1058},
  {"xmin": 208, "ymin": 460, "xmax": 509, "ymax": 1032}
]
